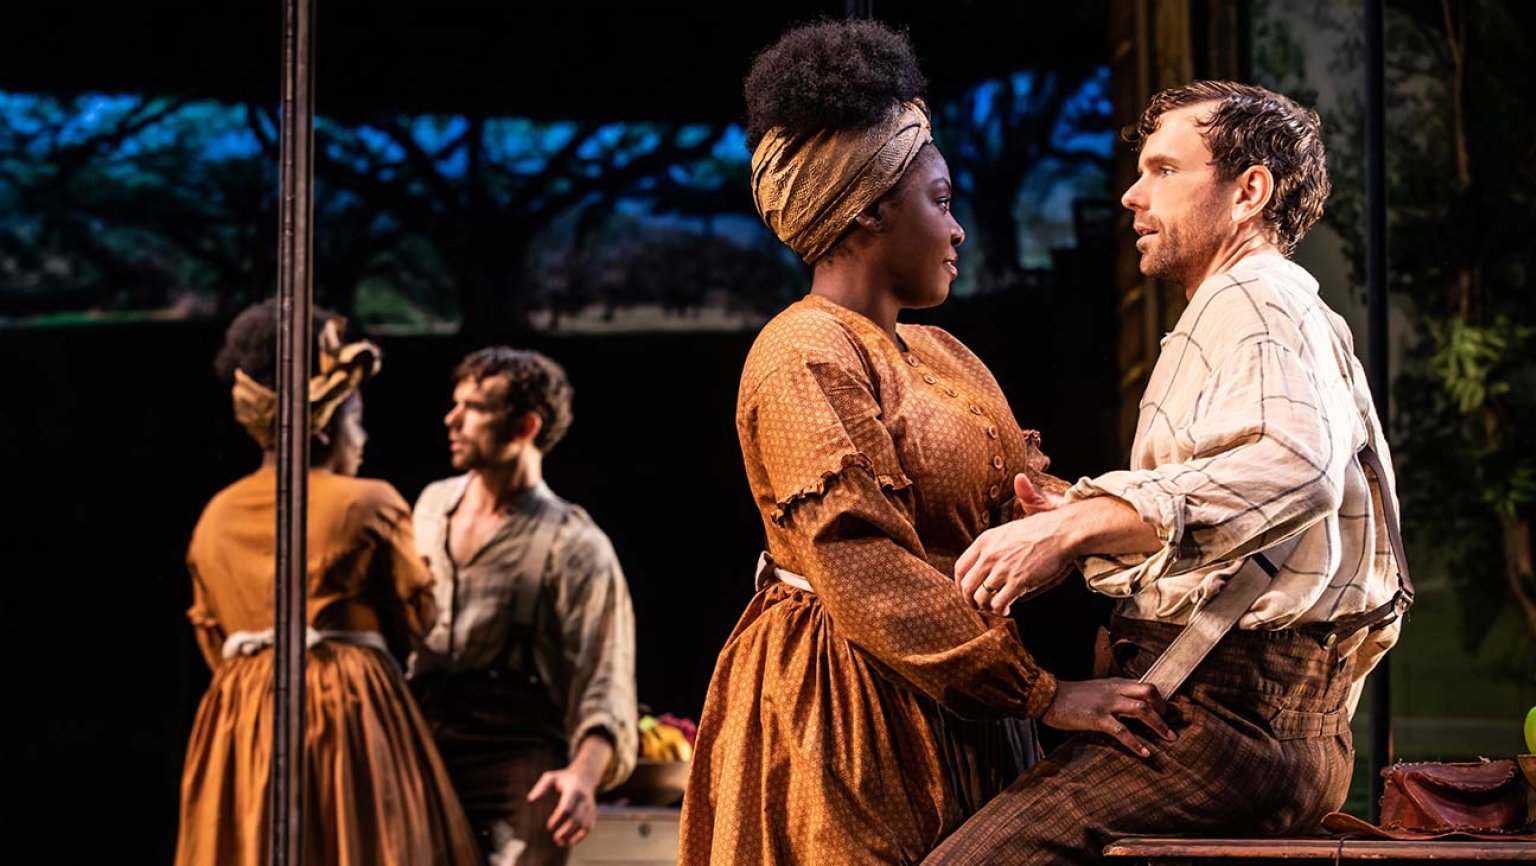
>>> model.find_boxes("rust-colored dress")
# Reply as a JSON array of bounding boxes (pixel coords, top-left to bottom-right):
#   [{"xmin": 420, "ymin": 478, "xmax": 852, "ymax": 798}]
[
  {"xmin": 679, "ymin": 295, "xmax": 1061, "ymax": 865},
  {"xmin": 175, "ymin": 468, "xmax": 480, "ymax": 866}
]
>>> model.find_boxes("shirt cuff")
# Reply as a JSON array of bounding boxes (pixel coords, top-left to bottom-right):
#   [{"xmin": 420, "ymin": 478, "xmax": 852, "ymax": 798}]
[{"xmin": 1065, "ymin": 471, "xmax": 1189, "ymax": 593}]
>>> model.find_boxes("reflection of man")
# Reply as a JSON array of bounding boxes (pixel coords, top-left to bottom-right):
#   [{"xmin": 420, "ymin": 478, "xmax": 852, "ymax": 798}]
[
  {"xmin": 927, "ymin": 82, "xmax": 1405, "ymax": 863},
  {"xmin": 409, "ymin": 347, "xmax": 637, "ymax": 865}
]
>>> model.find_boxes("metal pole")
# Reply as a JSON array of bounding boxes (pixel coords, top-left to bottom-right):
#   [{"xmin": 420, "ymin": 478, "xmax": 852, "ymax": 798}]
[
  {"xmin": 1363, "ymin": 0, "xmax": 1392, "ymax": 823},
  {"xmin": 272, "ymin": 0, "xmax": 315, "ymax": 862}
]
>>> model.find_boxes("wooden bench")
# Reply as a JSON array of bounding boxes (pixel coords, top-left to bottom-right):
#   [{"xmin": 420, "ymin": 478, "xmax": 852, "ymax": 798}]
[{"xmin": 1104, "ymin": 836, "xmax": 1536, "ymax": 863}]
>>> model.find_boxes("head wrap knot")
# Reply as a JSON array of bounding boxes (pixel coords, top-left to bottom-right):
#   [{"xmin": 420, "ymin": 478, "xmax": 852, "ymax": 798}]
[
  {"xmin": 231, "ymin": 317, "xmax": 382, "ymax": 450},
  {"xmin": 750, "ymin": 99, "xmax": 933, "ymax": 264}
]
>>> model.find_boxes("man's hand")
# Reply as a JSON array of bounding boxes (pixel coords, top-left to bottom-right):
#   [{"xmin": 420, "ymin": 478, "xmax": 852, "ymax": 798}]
[
  {"xmin": 956, "ymin": 474, "xmax": 1075, "ymax": 613},
  {"xmin": 1042, "ymin": 679, "xmax": 1177, "ymax": 758},
  {"xmin": 527, "ymin": 766, "xmax": 599, "ymax": 848},
  {"xmin": 528, "ymin": 733, "xmax": 614, "ymax": 848}
]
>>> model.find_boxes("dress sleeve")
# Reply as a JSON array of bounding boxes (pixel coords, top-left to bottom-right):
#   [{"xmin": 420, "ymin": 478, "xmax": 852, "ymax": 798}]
[
  {"xmin": 746, "ymin": 351, "xmax": 1056, "ymax": 720},
  {"xmin": 552, "ymin": 519, "xmax": 639, "ymax": 790},
  {"xmin": 361, "ymin": 484, "xmax": 437, "ymax": 645},
  {"xmin": 186, "ymin": 552, "xmax": 226, "ymax": 672}
]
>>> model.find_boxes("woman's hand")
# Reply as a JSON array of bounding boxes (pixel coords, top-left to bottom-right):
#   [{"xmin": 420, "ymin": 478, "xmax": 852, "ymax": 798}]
[{"xmin": 1042, "ymin": 678, "xmax": 1176, "ymax": 758}]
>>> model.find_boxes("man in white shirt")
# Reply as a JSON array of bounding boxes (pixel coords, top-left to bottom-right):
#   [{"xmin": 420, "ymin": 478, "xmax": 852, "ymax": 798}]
[
  {"xmin": 409, "ymin": 347, "xmax": 637, "ymax": 866},
  {"xmin": 925, "ymin": 81, "xmax": 1406, "ymax": 864}
]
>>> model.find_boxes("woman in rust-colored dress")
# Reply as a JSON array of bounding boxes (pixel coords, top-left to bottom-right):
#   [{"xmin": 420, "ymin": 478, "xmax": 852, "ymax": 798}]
[
  {"xmin": 174, "ymin": 301, "xmax": 479, "ymax": 866},
  {"xmin": 679, "ymin": 21, "xmax": 1167, "ymax": 866}
]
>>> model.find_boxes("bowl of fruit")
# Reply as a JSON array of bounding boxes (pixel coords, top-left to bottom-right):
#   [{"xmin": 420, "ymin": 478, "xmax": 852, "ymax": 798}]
[{"xmin": 605, "ymin": 713, "xmax": 696, "ymax": 806}]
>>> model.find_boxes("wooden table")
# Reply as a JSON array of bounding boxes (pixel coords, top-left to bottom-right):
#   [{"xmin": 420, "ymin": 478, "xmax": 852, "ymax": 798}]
[{"xmin": 1105, "ymin": 836, "xmax": 1536, "ymax": 863}]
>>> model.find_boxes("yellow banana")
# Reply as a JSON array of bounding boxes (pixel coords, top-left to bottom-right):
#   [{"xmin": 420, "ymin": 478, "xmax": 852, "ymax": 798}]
[
  {"xmin": 640, "ymin": 726, "xmax": 669, "ymax": 761},
  {"xmin": 655, "ymin": 723, "xmax": 693, "ymax": 762}
]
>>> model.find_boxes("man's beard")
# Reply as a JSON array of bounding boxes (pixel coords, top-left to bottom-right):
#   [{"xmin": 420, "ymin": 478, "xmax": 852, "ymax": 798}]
[
  {"xmin": 449, "ymin": 447, "xmax": 486, "ymax": 472},
  {"xmin": 1139, "ymin": 232, "xmax": 1186, "ymax": 283},
  {"xmin": 1139, "ymin": 219, "xmax": 1221, "ymax": 287}
]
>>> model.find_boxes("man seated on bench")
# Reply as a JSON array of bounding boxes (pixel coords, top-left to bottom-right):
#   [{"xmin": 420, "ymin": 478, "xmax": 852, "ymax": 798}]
[{"xmin": 924, "ymin": 81, "xmax": 1409, "ymax": 865}]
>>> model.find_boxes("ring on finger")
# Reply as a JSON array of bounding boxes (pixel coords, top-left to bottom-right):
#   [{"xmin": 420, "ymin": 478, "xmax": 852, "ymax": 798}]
[{"xmin": 981, "ymin": 581, "xmax": 1002, "ymax": 593}]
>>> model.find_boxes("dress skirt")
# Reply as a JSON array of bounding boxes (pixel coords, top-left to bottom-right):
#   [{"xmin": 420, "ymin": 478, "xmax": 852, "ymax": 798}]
[
  {"xmin": 680, "ymin": 583, "xmax": 1035, "ymax": 866},
  {"xmin": 175, "ymin": 642, "xmax": 480, "ymax": 866}
]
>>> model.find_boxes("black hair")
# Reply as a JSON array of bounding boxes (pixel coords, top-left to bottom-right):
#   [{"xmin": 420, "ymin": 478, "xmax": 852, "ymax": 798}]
[
  {"xmin": 744, "ymin": 19, "xmax": 925, "ymax": 149},
  {"xmin": 214, "ymin": 297, "xmax": 344, "ymax": 387},
  {"xmin": 214, "ymin": 298, "xmax": 353, "ymax": 462}
]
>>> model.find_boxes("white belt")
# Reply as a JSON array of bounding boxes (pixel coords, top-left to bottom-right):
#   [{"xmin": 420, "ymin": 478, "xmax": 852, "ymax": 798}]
[
  {"xmin": 754, "ymin": 551, "xmax": 814, "ymax": 593},
  {"xmin": 222, "ymin": 627, "xmax": 393, "ymax": 664}
]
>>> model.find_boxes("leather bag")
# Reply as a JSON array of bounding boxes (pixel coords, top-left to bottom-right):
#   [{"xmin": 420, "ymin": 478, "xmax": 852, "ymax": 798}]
[{"xmin": 1323, "ymin": 758, "xmax": 1536, "ymax": 840}]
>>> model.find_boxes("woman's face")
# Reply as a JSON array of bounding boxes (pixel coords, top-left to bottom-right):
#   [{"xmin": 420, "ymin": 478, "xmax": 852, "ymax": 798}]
[
  {"xmin": 875, "ymin": 146, "xmax": 966, "ymax": 309},
  {"xmin": 328, "ymin": 394, "xmax": 367, "ymax": 477}
]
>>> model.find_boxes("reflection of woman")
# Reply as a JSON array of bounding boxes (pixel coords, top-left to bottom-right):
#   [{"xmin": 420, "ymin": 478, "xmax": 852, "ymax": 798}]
[
  {"xmin": 680, "ymin": 22, "xmax": 1166, "ymax": 866},
  {"xmin": 174, "ymin": 301, "xmax": 479, "ymax": 866}
]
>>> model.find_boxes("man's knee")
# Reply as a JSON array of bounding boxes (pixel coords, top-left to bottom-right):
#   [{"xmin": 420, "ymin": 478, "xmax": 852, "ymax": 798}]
[{"xmin": 924, "ymin": 739, "xmax": 1135, "ymax": 865}]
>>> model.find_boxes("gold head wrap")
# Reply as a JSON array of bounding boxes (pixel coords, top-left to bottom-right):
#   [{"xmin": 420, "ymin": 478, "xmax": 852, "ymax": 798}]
[
  {"xmin": 230, "ymin": 318, "xmax": 382, "ymax": 450},
  {"xmin": 750, "ymin": 99, "xmax": 933, "ymax": 264}
]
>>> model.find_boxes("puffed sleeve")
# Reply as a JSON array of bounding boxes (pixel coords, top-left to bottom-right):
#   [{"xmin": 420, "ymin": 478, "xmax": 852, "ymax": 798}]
[
  {"xmin": 185, "ymin": 553, "xmax": 226, "ymax": 672},
  {"xmin": 356, "ymin": 482, "xmax": 437, "ymax": 646},
  {"xmin": 741, "ymin": 335, "xmax": 1056, "ymax": 720}
]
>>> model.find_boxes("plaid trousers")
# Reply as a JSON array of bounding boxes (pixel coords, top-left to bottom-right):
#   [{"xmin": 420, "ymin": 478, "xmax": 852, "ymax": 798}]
[{"xmin": 923, "ymin": 616, "xmax": 1356, "ymax": 865}]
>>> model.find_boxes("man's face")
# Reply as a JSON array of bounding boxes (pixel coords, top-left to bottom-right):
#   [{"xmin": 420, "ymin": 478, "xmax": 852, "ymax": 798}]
[
  {"xmin": 1121, "ymin": 104, "xmax": 1232, "ymax": 287},
  {"xmin": 444, "ymin": 376, "xmax": 518, "ymax": 471}
]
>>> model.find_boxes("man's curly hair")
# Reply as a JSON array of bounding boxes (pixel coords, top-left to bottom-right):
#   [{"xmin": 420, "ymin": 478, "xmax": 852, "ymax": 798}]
[
  {"xmin": 1130, "ymin": 80, "xmax": 1330, "ymax": 256},
  {"xmin": 453, "ymin": 347, "xmax": 574, "ymax": 454},
  {"xmin": 744, "ymin": 19, "xmax": 925, "ymax": 148}
]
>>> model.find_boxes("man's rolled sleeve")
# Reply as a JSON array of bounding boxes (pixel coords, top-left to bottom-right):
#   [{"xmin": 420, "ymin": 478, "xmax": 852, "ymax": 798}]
[
  {"xmin": 1065, "ymin": 472, "xmax": 1189, "ymax": 594},
  {"xmin": 1064, "ymin": 335, "xmax": 1346, "ymax": 600},
  {"xmin": 556, "ymin": 521, "xmax": 638, "ymax": 791}
]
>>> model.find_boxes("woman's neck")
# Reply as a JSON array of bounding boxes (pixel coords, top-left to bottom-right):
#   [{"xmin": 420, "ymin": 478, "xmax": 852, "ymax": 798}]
[
  {"xmin": 810, "ymin": 257, "xmax": 900, "ymax": 340},
  {"xmin": 260, "ymin": 451, "xmax": 335, "ymax": 472}
]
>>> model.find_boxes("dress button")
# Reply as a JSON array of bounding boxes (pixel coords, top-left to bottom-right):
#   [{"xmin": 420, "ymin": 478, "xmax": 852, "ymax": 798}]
[
  {"xmin": 969, "ymin": 405, "xmax": 983, "ymax": 415},
  {"xmin": 992, "ymin": 455, "xmax": 1004, "ymax": 470},
  {"xmin": 986, "ymin": 425, "xmax": 998, "ymax": 439},
  {"xmin": 979, "ymin": 512, "xmax": 991, "ymax": 528},
  {"xmin": 989, "ymin": 484, "xmax": 1000, "ymax": 499},
  {"xmin": 906, "ymin": 355, "xmax": 920, "ymax": 366},
  {"xmin": 923, "ymin": 373, "xmax": 936, "ymax": 385},
  {"xmin": 944, "ymin": 386, "xmax": 958, "ymax": 397}
]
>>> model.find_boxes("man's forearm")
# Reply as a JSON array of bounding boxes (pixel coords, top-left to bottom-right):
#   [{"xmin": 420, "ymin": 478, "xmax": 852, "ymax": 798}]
[
  {"xmin": 569, "ymin": 731, "xmax": 615, "ymax": 788},
  {"xmin": 1057, "ymin": 495, "xmax": 1163, "ymax": 558}
]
